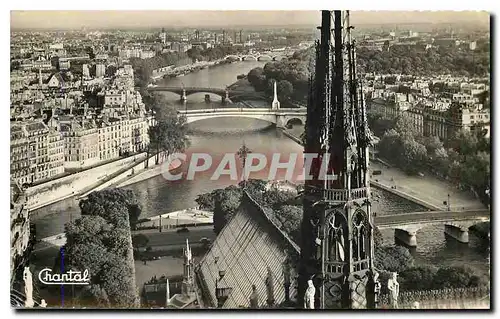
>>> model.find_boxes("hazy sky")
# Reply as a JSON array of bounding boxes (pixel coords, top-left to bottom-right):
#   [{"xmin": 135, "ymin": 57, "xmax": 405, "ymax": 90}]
[{"xmin": 11, "ymin": 10, "xmax": 490, "ymax": 29}]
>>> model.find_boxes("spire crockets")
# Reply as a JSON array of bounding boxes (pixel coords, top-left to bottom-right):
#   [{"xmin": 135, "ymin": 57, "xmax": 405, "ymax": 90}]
[{"xmin": 272, "ymin": 80, "xmax": 280, "ymax": 110}]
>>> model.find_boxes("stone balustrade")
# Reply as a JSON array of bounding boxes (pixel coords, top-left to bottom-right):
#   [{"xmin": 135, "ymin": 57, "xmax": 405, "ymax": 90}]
[{"xmin": 378, "ymin": 286, "xmax": 490, "ymax": 309}]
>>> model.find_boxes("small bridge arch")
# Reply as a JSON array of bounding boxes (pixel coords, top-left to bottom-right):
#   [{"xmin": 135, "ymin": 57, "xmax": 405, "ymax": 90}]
[
  {"xmin": 241, "ymin": 55, "xmax": 258, "ymax": 61},
  {"xmin": 257, "ymin": 55, "xmax": 274, "ymax": 61},
  {"xmin": 285, "ymin": 117, "xmax": 304, "ymax": 127},
  {"xmin": 225, "ymin": 55, "xmax": 241, "ymax": 61}
]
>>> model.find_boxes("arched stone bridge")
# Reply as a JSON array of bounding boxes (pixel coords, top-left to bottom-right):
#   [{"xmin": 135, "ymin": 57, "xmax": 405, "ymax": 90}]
[
  {"xmin": 375, "ymin": 209, "xmax": 490, "ymax": 247},
  {"xmin": 225, "ymin": 54, "xmax": 283, "ymax": 61},
  {"xmin": 146, "ymin": 86, "xmax": 266, "ymax": 102},
  {"xmin": 224, "ymin": 50, "xmax": 292, "ymax": 62},
  {"xmin": 147, "ymin": 86, "xmax": 229, "ymax": 97},
  {"xmin": 177, "ymin": 108, "xmax": 306, "ymax": 128}
]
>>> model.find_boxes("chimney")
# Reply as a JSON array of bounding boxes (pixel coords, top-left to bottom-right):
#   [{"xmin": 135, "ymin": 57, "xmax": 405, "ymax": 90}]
[{"xmin": 38, "ymin": 68, "xmax": 42, "ymax": 87}]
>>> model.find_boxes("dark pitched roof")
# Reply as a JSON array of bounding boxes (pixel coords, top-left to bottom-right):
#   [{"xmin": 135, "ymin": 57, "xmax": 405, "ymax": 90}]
[{"xmin": 195, "ymin": 191, "xmax": 300, "ymax": 309}]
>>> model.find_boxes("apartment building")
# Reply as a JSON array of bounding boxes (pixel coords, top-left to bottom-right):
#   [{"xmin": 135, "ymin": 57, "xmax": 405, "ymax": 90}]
[
  {"xmin": 97, "ymin": 115, "xmax": 152, "ymax": 161},
  {"xmin": 10, "ymin": 179, "xmax": 30, "ymax": 279},
  {"xmin": 96, "ymin": 64, "xmax": 106, "ymax": 78},
  {"xmin": 59, "ymin": 118, "xmax": 100, "ymax": 169},
  {"xmin": 405, "ymin": 102, "xmax": 490, "ymax": 140},
  {"xmin": 10, "ymin": 120, "xmax": 65, "ymax": 185}
]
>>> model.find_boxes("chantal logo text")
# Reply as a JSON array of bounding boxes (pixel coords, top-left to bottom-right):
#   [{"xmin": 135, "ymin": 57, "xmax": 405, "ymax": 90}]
[{"xmin": 38, "ymin": 268, "xmax": 90, "ymax": 285}]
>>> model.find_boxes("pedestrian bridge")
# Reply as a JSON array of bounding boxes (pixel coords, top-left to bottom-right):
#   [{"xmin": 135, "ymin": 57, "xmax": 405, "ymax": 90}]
[
  {"xmin": 177, "ymin": 108, "xmax": 306, "ymax": 128},
  {"xmin": 375, "ymin": 209, "xmax": 490, "ymax": 247}
]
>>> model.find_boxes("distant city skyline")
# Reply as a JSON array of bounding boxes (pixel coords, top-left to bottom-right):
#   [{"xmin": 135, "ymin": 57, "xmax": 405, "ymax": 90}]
[{"xmin": 11, "ymin": 10, "xmax": 490, "ymax": 30}]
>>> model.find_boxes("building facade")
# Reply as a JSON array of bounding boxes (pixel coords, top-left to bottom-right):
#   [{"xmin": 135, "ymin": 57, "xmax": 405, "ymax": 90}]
[
  {"xmin": 10, "ymin": 180, "xmax": 30, "ymax": 280},
  {"xmin": 59, "ymin": 118, "xmax": 100, "ymax": 169},
  {"xmin": 10, "ymin": 120, "xmax": 65, "ymax": 185}
]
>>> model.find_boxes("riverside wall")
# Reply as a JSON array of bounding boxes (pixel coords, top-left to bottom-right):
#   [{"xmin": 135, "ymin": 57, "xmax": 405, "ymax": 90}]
[
  {"xmin": 83, "ymin": 153, "xmax": 177, "ymax": 195},
  {"xmin": 27, "ymin": 153, "xmax": 147, "ymax": 211}
]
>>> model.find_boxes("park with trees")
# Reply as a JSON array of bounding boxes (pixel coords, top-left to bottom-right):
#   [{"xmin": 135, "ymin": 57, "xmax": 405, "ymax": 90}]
[
  {"xmin": 59, "ymin": 189, "xmax": 142, "ymax": 307},
  {"xmin": 369, "ymin": 108, "xmax": 491, "ymax": 206}
]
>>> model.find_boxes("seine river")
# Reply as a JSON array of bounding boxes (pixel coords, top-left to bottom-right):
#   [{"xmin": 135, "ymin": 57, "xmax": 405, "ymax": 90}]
[{"xmin": 32, "ymin": 61, "xmax": 489, "ymax": 276}]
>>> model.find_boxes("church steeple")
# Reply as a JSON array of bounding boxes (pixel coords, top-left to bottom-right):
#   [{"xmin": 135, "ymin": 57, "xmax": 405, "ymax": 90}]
[
  {"xmin": 298, "ymin": 10, "xmax": 377, "ymax": 310},
  {"xmin": 181, "ymin": 239, "xmax": 195, "ymax": 297}
]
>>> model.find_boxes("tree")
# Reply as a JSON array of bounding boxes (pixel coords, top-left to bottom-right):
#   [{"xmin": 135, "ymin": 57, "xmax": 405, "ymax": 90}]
[
  {"xmin": 239, "ymin": 179, "xmax": 267, "ymax": 196},
  {"xmin": 398, "ymin": 265, "xmax": 438, "ymax": 291},
  {"xmin": 147, "ymin": 99, "xmax": 190, "ymax": 165},
  {"xmin": 247, "ymin": 67, "xmax": 265, "ymax": 89},
  {"xmin": 378, "ymin": 129, "xmax": 401, "ymax": 160},
  {"xmin": 400, "ymin": 136, "xmax": 427, "ymax": 175},
  {"xmin": 375, "ymin": 246, "xmax": 414, "ymax": 273},
  {"xmin": 263, "ymin": 188, "xmax": 297, "ymax": 208},
  {"xmin": 79, "ymin": 284, "xmax": 110, "ymax": 307},
  {"xmin": 132, "ymin": 234, "xmax": 150, "ymax": 249},
  {"xmin": 99, "ymin": 256, "xmax": 137, "ymax": 307},
  {"xmin": 79, "ymin": 189, "xmax": 141, "ymax": 228},
  {"xmin": 277, "ymin": 80, "xmax": 294, "ymax": 102},
  {"xmin": 195, "ymin": 191, "xmax": 218, "ymax": 211},
  {"xmin": 272, "ymin": 205, "xmax": 302, "ymax": 243},
  {"xmin": 424, "ymin": 136, "xmax": 445, "ymax": 157},
  {"xmin": 66, "ymin": 189, "xmax": 139, "ymax": 307},
  {"xmin": 105, "ymin": 65, "xmax": 118, "ymax": 77},
  {"xmin": 395, "ymin": 113, "xmax": 419, "ymax": 138},
  {"xmin": 432, "ymin": 266, "xmax": 487, "ymax": 289},
  {"xmin": 374, "ymin": 226, "xmax": 384, "ymax": 247},
  {"xmin": 65, "ymin": 240, "xmax": 113, "ymax": 281},
  {"xmin": 449, "ymin": 129, "xmax": 479, "ymax": 159},
  {"xmin": 213, "ymin": 186, "xmax": 242, "ymax": 235}
]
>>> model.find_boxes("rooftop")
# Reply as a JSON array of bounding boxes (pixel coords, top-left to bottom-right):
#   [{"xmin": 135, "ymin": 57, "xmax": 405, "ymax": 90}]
[{"xmin": 195, "ymin": 191, "xmax": 299, "ymax": 309}]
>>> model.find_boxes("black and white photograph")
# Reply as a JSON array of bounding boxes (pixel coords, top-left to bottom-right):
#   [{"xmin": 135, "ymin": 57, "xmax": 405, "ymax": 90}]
[{"xmin": 8, "ymin": 7, "xmax": 491, "ymax": 310}]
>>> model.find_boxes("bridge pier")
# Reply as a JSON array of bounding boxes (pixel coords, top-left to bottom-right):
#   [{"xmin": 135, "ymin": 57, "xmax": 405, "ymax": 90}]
[
  {"xmin": 394, "ymin": 228, "xmax": 417, "ymax": 247},
  {"xmin": 444, "ymin": 224, "xmax": 469, "ymax": 243},
  {"xmin": 275, "ymin": 115, "xmax": 285, "ymax": 129}
]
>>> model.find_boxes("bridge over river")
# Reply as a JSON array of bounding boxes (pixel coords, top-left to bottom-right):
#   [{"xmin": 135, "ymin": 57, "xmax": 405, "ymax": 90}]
[
  {"xmin": 147, "ymin": 86, "xmax": 266, "ymax": 103},
  {"xmin": 375, "ymin": 209, "xmax": 490, "ymax": 247},
  {"xmin": 177, "ymin": 107, "xmax": 306, "ymax": 128}
]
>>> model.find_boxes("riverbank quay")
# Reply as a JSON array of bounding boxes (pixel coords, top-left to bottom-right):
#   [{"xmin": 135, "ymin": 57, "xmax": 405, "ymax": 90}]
[
  {"xmin": 283, "ymin": 128, "xmax": 485, "ymax": 212},
  {"xmin": 151, "ymin": 59, "xmax": 225, "ymax": 81},
  {"xmin": 27, "ymin": 153, "xmax": 147, "ymax": 212},
  {"xmin": 79, "ymin": 153, "xmax": 182, "ymax": 198},
  {"xmin": 115, "ymin": 156, "xmax": 182, "ymax": 189},
  {"xmin": 30, "ymin": 152, "xmax": 182, "ymax": 219}
]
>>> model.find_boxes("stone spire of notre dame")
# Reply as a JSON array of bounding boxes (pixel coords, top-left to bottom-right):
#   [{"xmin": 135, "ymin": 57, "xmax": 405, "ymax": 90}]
[{"xmin": 298, "ymin": 10, "xmax": 378, "ymax": 309}]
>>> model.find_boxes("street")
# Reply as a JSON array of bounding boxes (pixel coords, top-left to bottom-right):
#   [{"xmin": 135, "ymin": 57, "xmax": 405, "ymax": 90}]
[{"xmin": 133, "ymin": 225, "xmax": 216, "ymax": 247}]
